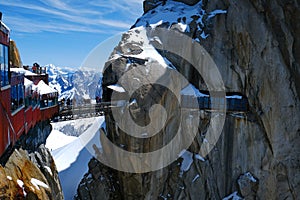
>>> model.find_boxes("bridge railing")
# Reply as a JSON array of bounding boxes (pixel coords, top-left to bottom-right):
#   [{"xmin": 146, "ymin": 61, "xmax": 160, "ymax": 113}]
[{"xmin": 56, "ymin": 95, "xmax": 248, "ymax": 121}]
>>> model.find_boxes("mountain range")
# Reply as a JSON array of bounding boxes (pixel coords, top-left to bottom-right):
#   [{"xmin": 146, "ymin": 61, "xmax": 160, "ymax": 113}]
[{"xmin": 46, "ymin": 64, "xmax": 102, "ymax": 104}]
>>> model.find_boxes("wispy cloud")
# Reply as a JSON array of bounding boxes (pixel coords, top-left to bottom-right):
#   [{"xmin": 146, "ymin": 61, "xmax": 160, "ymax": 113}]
[
  {"xmin": 0, "ymin": 0, "xmax": 143, "ymax": 34},
  {"xmin": 6, "ymin": 16, "xmax": 110, "ymax": 34}
]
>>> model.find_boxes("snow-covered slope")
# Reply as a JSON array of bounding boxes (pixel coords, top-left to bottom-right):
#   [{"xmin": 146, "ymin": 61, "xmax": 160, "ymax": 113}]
[
  {"xmin": 46, "ymin": 64, "xmax": 102, "ymax": 104},
  {"xmin": 46, "ymin": 117, "xmax": 104, "ymax": 200}
]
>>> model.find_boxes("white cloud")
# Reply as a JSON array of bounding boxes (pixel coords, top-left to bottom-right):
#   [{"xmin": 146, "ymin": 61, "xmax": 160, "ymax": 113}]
[
  {"xmin": 0, "ymin": 0, "xmax": 143, "ymax": 34},
  {"xmin": 6, "ymin": 16, "xmax": 111, "ymax": 34}
]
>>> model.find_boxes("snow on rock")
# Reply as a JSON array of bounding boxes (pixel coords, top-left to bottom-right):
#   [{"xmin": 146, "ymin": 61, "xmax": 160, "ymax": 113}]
[
  {"xmin": 192, "ymin": 174, "xmax": 200, "ymax": 183},
  {"xmin": 207, "ymin": 9, "xmax": 227, "ymax": 19},
  {"xmin": 133, "ymin": 0, "xmax": 228, "ymax": 45},
  {"xmin": 120, "ymin": 26, "xmax": 171, "ymax": 68},
  {"xmin": 222, "ymin": 191, "xmax": 243, "ymax": 200},
  {"xmin": 226, "ymin": 95, "xmax": 243, "ymax": 99},
  {"xmin": 195, "ymin": 154, "xmax": 205, "ymax": 162},
  {"xmin": 17, "ymin": 179, "xmax": 27, "ymax": 197},
  {"xmin": 181, "ymin": 83, "xmax": 209, "ymax": 97},
  {"xmin": 244, "ymin": 172, "xmax": 258, "ymax": 183},
  {"xmin": 16, "ymin": 179, "xmax": 24, "ymax": 188},
  {"xmin": 30, "ymin": 178, "xmax": 49, "ymax": 190},
  {"xmin": 58, "ymin": 87, "xmax": 76, "ymax": 101},
  {"xmin": 129, "ymin": 98, "xmax": 137, "ymax": 106},
  {"xmin": 135, "ymin": 1, "xmax": 205, "ymax": 33},
  {"xmin": 179, "ymin": 150, "xmax": 194, "ymax": 173},
  {"xmin": 44, "ymin": 166, "xmax": 53, "ymax": 176},
  {"xmin": 107, "ymin": 84, "xmax": 126, "ymax": 93}
]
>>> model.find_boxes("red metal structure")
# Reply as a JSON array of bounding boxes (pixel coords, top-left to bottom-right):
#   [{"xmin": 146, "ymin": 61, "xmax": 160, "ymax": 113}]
[{"xmin": 0, "ymin": 14, "xmax": 59, "ymax": 158}]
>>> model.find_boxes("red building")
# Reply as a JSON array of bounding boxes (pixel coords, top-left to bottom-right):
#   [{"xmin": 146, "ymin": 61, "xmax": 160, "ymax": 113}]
[{"xmin": 0, "ymin": 13, "xmax": 59, "ymax": 157}]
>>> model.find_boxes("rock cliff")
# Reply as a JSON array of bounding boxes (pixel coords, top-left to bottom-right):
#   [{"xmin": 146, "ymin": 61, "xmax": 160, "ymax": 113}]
[
  {"xmin": 0, "ymin": 146, "xmax": 63, "ymax": 199},
  {"xmin": 9, "ymin": 40, "xmax": 22, "ymax": 68},
  {"xmin": 77, "ymin": 0, "xmax": 299, "ymax": 199},
  {"xmin": 0, "ymin": 122, "xmax": 64, "ymax": 199}
]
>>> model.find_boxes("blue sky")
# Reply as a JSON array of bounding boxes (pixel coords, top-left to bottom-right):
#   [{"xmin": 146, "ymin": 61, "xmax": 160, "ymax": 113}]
[{"xmin": 0, "ymin": 0, "xmax": 144, "ymax": 68}]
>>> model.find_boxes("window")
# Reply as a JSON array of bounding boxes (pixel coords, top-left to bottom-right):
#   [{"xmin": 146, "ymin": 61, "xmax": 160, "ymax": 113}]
[
  {"xmin": 25, "ymin": 95, "xmax": 32, "ymax": 109},
  {"xmin": 0, "ymin": 44, "xmax": 4, "ymax": 86},
  {"xmin": 18, "ymin": 84, "xmax": 24, "ymax": 105},
  {"xmin": 0, "ymin": 44, "xmax": 9, "ymax": 87},
  {"xmin": 11, "ymin": 83, "xmax": 24, "ymax": 112},
  {"xmin": 11, "ymin": 85, "xmax": 18, "ymax": 111}
]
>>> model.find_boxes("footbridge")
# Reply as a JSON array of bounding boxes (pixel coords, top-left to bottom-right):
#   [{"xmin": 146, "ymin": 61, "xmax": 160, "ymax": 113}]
[{"xmin": 53, "ymin": 94, "xmax": 249, "ymax": 122}]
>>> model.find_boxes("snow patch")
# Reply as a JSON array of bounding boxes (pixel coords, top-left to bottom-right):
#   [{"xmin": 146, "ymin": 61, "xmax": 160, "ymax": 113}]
[
  {"xmin": 226, "ymin": 95, "xmax": 242, "ymax": 99},
  {"xmin": 129, "ymin": 98, "xmax": 137, "ymax": 106},
  {"xmin": 208, "ymin": 9, "xmax": 227, "ymax": 19},
  {"xmin": 179, "ymin": 150, "xmax": 193, "ymax": 173},
  {"xmin": 195, "ymin": 154, "xmax": 205, "ymax": 162},
  {"xmin": 107, "ymin": 84, "xmax": 126, "ymax": 93},
  {"xmin": 135, "ymin": 1, "xmax": 204, "ymax": 33},
  {"xmin": 177, "ymin": 22, "xmax": 188, "ymax": 31},
  {"xmin": 126, "ymin": 27, "xmax": 170, "ymax": 68},
  {"xmin": 181, "ymin": 84, "xmax": 208, "ymax": 97},
  {"xmin": 200, "ymin": 31, "xmax": 209, "ymax": 39},
  {"xmin": 192, "ymin": 174, "xmax": 200, "ymax": 183},
  {"xmin": 17, "ymin": 179, "xmax": 24, "ymax": 188},
  {"xmin": 31, "ymin": 178, "xmax": 49, "ymax": 190},
  {"xmin": 17, "ymin": 179, "xmax": 27, "ymax": 197},
  {"xmin": 244, "ymin": 172, "xmax": 257, "ymax": 182},
  {"xmin": 44, "ymin": 166, "xmax": 53, "ymax": 176},
  {"xmin": 223, "ymin": 191, "xmax": 243, "ymax": 200},
  {"xmin": 150, "ymin": 20, "xmax": 163, "ymax": 28}
]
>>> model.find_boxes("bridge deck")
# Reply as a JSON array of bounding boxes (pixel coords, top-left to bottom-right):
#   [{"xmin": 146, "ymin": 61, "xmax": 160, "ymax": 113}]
[{"xmin": 53, "ymin": 96, "xmax": 249, "ymax": 122}]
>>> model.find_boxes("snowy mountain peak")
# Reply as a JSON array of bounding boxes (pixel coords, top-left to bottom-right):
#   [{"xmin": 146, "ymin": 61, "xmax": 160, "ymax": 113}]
[{"xmin": 46, "ymin": 64, "xmax": 102, "ymax": 104}]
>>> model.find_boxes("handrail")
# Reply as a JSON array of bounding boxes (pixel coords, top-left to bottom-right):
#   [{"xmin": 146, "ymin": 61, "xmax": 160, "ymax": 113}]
[{"xmin": 40, "ymin": 104, "xmax": 58, "ymax": 111}]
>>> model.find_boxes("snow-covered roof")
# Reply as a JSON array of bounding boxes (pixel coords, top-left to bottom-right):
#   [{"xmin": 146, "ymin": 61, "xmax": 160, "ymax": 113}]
[
  {"xmin": 0, "ymin": 20, "xmax": 10, "ymax": 32},
  {"xmin": 36, "ymin": 80, "xmax": 57, "ymax": 95},
  {"xmin": 24, "ymin": 78, "xmax": 33, "ymax": 89},
  {"xmin": 10, "ymin": 68, "xmax": 37, "ymax": 76}
]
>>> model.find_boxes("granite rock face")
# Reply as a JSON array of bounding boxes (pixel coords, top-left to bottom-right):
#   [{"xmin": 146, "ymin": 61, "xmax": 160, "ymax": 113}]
[
  {"xmin": 0, "ymin": 121, "xmax": 63, "ymax": 199},
  {"xmin": 9, "ymin": 40, "xmax": 22, "ymax": 68},
  {"xmin": 0, "ymin": 146, "xmax": 63, "ymax": 199},
  {"xmin": 77, "ymin": 0, "xmax": 300, "ymax": 199}
]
